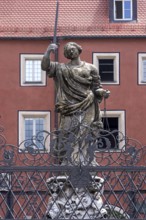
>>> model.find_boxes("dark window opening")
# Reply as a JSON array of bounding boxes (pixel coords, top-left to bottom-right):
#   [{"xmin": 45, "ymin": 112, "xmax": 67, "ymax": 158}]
[
  {"xmin": 99, "ymin": 59, "xmax": 114, "ymax": 82},
  {"xmin": 103, "ymin": 117, "xmax": 118, "ymax": 131},
  {"xmin": 115, "ymin": 1, "xmax": 123, "ymax": 19},
  {"xmin": 97, "ymin": 117, "xmax": 119, "ymax": 150}
]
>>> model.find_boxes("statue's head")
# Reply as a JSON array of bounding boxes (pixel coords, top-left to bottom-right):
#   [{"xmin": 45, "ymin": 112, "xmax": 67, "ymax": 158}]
[{"xmin": 64, "ymin": 42, "xmax": 82, "ymax": 59}]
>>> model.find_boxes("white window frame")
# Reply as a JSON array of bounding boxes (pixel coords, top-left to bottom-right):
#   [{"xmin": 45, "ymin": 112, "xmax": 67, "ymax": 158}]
[
  {"xmin": 114, "ymin": 0, "xmax": 133, "ymax": 21},
  {"xmin": 138, "ymin": 53, "xmax": 146, "ymax": 85},
  {"xmin": 18, "ymin": 111, "xmax": 50, "ymax": 152},
  {"xmin": 100, "ymin": 110, "xmax": 126, "ymax": 151},
  {"xmin": 93, "ymin": 53, "xmax": 119, "ymax": 84},
  {"xmin": 20, "ymin": 54, "xmax": 46, "ymax": 86}
]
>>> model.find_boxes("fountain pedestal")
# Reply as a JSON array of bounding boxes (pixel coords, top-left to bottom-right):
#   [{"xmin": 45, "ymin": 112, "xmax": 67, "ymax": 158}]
[{"xmin": 46, "ymin": 175, "xmax": 107, "ymax": 219}]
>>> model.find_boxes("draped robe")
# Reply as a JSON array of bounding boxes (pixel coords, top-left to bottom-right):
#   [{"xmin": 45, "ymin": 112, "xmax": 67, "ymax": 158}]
[
  {"xmin": 47, "ymin": 61, "xmax": 103, "ymax": 130},
  {"xmin": 47, "ymin": 61, "xmax": 103, "ymax": 164}
]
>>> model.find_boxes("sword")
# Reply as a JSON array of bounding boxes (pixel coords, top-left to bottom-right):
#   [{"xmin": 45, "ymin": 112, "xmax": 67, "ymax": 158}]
[
  {"xmin": 53, "ymin": 0, "xmax": 59, "ymax": 129},
  {"xmin": 53, "ymin": 0, "xmax": 59, "ymax": 44}
]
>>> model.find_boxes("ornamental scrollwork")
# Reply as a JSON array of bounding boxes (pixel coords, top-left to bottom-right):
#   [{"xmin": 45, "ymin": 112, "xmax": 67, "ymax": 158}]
[{"xmin": 0, "ymin": 120, "xmax": 145, "ymax": 167}]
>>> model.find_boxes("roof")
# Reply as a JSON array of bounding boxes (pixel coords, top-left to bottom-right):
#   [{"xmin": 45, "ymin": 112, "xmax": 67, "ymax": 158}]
[{"xmin": 0, "ymin": 0, "xmax": 146, "ymax": 38}]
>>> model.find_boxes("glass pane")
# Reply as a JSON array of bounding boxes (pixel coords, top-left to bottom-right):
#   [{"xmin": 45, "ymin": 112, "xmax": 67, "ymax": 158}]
[
  {"xmin": 33, "ymin": 60, "xmax": 42, "ymax": 81},
  {"xmin": 36, "ymin": 118, "xmax": 44, "ymax": 133},
  {"xmin": 25, "ymin": 60, "xmax": 42, "ymax": 82},
  {"xmin": 24, "ymin": 117, "xmax": 45, "ymax": 150},
  {"xmin": 142, "ymin": 60, "xmax": 146, "ymax": 81},
  {"xmin": 124, "ymin": 0, "xmax": 131, "ymax": 10},
  {"xmin": 25, "ymin": 60, "xmax": 33, "ymax": 81},
  {"xmin": 115, "ymin": 1, "xmax": 123, "ymax": 19},
  {"xmin": 35, "ymin": 118, "xmax": 44, "ymax": 149},
  {"xmin": 124, "ymin": 10, "xmax": 131, "ymax": 18},
  {"xmin": 124, "ymin": 0, "xmax": 131, "ymax": 19},
  {"xmin": 25, "ymin": 119, "xmax": 33, "ymax": 139}
]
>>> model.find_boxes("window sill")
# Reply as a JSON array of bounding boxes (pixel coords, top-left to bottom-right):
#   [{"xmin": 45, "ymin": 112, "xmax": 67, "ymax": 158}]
[
  {"xmin": 138, "ymin": 81, "xmax": 146, "ymax": 85},
  {"xmin": 101, "ymin": 81, "xmax": 119, "ymax": 85},
  {"xmin": 21, "ymin": 81, "xmax": 46, "ymax": 87},
  {"xmin": 110, "ymin": 19, "xmax": 137, "ymax": 23},
  {"xmin": 19, "ymin": 148, "xmax": 49, "ymax": 154}
]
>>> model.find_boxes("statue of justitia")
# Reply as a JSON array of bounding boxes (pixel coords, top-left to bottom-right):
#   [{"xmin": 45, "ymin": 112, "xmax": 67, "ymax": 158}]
[{"xmin": 41, "ymin": 42, "xmax": 110, "ymax": 164}]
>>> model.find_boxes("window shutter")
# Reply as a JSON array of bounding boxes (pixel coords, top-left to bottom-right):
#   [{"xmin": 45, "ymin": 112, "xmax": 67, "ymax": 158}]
[
  {"xmin": 133, "ymin": 0, "xmax": 137, "ymax": 21},
  {"xmin": 109, "ymin": 0, "xmax": 114, "ymax": 22}
]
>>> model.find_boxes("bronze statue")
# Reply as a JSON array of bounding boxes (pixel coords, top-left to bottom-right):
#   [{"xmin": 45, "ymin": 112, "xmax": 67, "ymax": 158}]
[{"xmin": 41, "ymin": 42, "xmax": 110, "ymax": 131}]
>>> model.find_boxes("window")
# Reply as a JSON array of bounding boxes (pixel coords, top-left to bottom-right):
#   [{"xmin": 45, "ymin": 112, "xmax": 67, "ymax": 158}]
[
  {"xmin": 93, "ymin": 53, "xmax": 119, "ymax": 84},
  {"xmin": 115, "ymin": 0, "xmax": 132, "ymax": 20},
  {"xmin": 25, "ymin": 118, "xmax": 44, "ymax": 149},
  {"xmin": 138, "ymin": 53, "xmax": 146, "ymax": 85},
  {"xmin": 19, "ymin": 111, "xmax": 50, "ymax": 151},
  {"xmin": 109, "ymin": 0, "xmax": 137, "ymax": 22},
  {"xmin": 99, "ymin": 59, "xmax": 114, "ymax": 82},
  {"xmin": 98, "ymin": 110, "xmax": 125, "ymax": 150},
  {"xmin": 20, "ymin": 54, "xmax": 46, "ymax": 86}
]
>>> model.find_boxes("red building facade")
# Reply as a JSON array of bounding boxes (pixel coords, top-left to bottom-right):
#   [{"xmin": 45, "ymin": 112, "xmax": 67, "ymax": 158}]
[{"xmin": 0, "ymin": 0, "xmax": 146, "ymax": 148}]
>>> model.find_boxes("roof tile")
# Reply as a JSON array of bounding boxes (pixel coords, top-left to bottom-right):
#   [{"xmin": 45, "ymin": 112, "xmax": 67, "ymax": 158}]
[{"xmin": 0, "ymin": 0, "xmax": 146, "ymax": 38}]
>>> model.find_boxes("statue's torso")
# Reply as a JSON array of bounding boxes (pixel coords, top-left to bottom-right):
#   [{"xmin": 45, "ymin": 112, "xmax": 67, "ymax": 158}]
[{"xmin": 47, "ymin": 61, "xmax": 100, "ymax": 116}]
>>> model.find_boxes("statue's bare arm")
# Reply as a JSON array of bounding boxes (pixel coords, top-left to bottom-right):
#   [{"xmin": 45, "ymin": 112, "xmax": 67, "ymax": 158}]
[{"xmin": 41, "ymin": 43, "xmax": 58, "ymax": 71}]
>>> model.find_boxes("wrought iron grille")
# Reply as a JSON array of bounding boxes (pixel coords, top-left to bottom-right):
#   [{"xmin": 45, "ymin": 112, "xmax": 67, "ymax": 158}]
[{"xmin": 0, "ymin": 120, "xmax": 145, "ymax": 220}]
